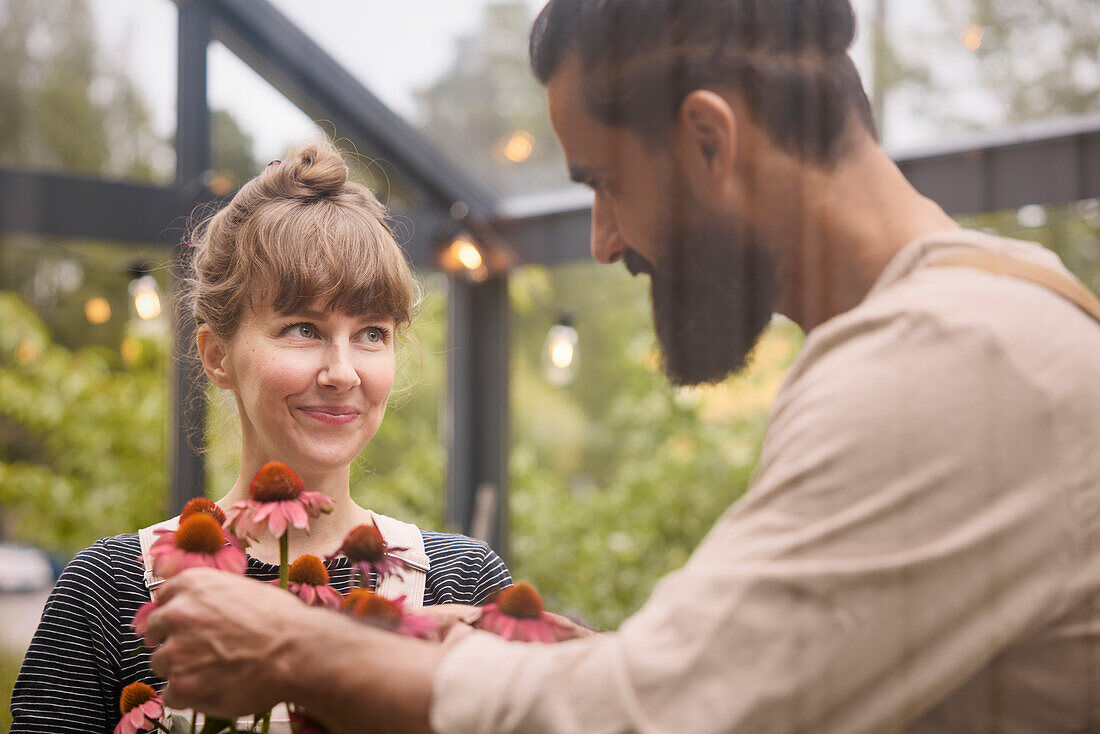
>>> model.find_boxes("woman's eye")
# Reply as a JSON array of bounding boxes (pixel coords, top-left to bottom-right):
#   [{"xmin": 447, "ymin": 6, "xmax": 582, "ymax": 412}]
[
  {"xmin": 363, "ymin": 327, "xmax": 385, "ymax": 343},
  {"xmin": 288, "ymin": 323, "xmax": 315, "ymax": 338}
]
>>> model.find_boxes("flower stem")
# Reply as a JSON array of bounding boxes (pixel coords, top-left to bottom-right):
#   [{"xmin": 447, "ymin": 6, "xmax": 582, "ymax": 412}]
[
  {"xmin": 279, "ymin": 533, "xmax": 289, "ymax": 590},
  {"xmin": 190, "ymin": 711, "xmax": 196, "ymax": 734}
]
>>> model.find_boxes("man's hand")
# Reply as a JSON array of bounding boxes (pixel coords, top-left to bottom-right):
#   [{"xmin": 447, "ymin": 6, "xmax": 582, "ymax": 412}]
[
  {"xmin": 145, "ymin": 568, "xmax": 445, "ymax": 734},
  {"xmin": 145, "ymin": 568, "xmax": 322, "ymax": 717}
]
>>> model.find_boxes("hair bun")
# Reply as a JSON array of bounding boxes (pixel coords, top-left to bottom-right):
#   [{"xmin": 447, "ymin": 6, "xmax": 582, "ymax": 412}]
[{"xmin": 278, "ymin": 142, "xmax": 349, "ymax": 198}]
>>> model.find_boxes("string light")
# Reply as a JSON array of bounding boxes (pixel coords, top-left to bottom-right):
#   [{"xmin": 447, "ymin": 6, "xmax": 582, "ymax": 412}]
[
  {"xmin": 961, "ymin": 24, "xmax": 983, "ymax": 50},
  {"xmin": 542, "ymin": 315, "xmax": 579, "ymax": 386},
  {"xmin": 502, "ymin": 131, "xmax": 535, "ymax": 163},
  {"xmin": 128, "ymin": 273, "xmax": 162, "ymax": 320},
  {"xmin": 84, "ymin": 297, "xmax": 112, "ymax": 325},
  {"xmin": 451, "ymin": 237, "xmax": 484, "ymax": 270},
  {"xmin": 441, "ymin": 235, "xmax": 490, "ymax": 282}
]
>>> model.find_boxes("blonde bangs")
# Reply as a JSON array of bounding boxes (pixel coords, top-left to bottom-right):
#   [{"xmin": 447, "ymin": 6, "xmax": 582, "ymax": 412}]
[{"xmin": 238, "ymin": 197, "xmax": 414, "ymax": 327}]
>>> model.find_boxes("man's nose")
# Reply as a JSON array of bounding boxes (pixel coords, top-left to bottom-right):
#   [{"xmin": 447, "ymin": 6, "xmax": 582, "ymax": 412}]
[
  {"xmin": 590, "ymin": 196, "xmax": 626, "ymax": 264},
  {"xmin": 319, "ymin": 344, "xmax": 361, "ymax": 389}
]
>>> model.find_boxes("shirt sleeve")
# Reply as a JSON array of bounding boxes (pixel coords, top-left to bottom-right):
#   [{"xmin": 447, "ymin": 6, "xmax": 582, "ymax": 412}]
[
  {"xmin": 431, "ymin": 307, "xmax": 1076, "ymax": 734},
  {"xmin": 11, "ymin": 540, "xmax": 123, "ymax": 734},
  {"xmin": 470, "ymin": 546, "xmax": 512, "ymax": 605}
]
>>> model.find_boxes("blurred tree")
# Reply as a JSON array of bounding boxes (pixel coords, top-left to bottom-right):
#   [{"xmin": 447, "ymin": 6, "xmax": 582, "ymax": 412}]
[
  {"xmin": 0, "ymin": 292, "xmax": 167, "ymax": 552},
  {"xmin": 211, "ymin": 108, "xmax": 260, "ymax": 189},
  {"xmin": 936, "ymin": 0, "xmax": 1099, "ymax": 126},
  {"xmin": 414, "ymin": 0, "xmax": 564, "ymax": 197}
]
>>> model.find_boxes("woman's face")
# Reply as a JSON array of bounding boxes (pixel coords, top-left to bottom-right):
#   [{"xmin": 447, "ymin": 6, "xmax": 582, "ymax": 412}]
[{"xmin": 219, "ymin": 304, "xmax": 397, "ymax": 477}]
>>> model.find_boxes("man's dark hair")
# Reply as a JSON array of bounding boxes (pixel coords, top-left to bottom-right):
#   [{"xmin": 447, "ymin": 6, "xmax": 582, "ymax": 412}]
[{"xmin": 530, "ymin": 0, "xmax": 876, "ymax": 163}]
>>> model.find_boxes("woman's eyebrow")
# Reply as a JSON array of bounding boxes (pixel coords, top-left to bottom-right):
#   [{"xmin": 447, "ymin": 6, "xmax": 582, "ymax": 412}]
[{"xmin": 282, "ymin": 309, "xmax": 328, "ymax": 320}]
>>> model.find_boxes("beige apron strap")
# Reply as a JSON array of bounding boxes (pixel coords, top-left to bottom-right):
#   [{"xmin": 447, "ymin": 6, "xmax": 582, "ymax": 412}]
[
  {"xmin": 369, "ymin": 511, "xmax": 429, "ymax": 608},
  {"xmin": 138, "ymin": 516, "xmax": 180, "ymax": 599},
  {"xmin": 928, "ymin": 251, "xmax": 1100, "ymax": 325}
]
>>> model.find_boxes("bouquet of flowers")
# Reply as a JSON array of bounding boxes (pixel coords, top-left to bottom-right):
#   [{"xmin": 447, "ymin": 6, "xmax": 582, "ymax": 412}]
[{"xmin": 123, "ymin": 461, "xmax": 583, "ymax": 734}]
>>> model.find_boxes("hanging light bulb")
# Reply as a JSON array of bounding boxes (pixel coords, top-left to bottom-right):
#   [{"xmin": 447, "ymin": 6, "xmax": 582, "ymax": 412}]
[
  {"xmin": 129, "ymin": 273, "xmax": 162, "ymax": 320},
  {"xmin": 441, "ymin": 234, "xmax": 490, "ymax": 282},
  {"xmin": 542, "ymin": 315, "xmax": 579, "ymax": 386}
]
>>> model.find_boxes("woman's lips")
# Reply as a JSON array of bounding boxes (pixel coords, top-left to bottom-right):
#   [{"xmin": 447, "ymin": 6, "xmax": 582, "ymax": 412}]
[{"xmin": 298, "ymin": 406, "xmax": 360, "ymax": 425}]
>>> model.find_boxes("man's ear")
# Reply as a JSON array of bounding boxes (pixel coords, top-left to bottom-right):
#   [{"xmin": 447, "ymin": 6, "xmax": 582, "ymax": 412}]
[
  {"xmin": 675, "ymin": 90, "xmax": 738, "ymax": 193},
  {"xmin": 196, "ymin": 324, "xmax": 233, "ymax": 389}
]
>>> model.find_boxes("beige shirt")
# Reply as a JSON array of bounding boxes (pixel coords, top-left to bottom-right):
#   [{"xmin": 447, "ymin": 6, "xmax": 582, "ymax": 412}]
[{"xmin": 432, "ymin": 230, "xmax": 1100, "ymax": 734}]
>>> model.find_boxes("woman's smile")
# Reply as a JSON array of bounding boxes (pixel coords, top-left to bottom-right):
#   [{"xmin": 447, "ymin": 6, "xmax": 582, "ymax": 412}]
[{"xmin": 298, "ymin": 405, "xmax": 362, "ymax": 425}]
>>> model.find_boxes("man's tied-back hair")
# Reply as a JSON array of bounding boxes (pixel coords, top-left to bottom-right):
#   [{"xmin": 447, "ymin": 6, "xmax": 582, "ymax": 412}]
[{"xmin": 530, "ymin": 0, "xmax": 876, "ymax": 163}]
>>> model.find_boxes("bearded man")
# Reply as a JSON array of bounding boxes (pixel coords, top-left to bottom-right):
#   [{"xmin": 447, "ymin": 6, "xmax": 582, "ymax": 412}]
[{"xmin": 146, "ymin": 1, "xmax": 1100, "ymax": 732}]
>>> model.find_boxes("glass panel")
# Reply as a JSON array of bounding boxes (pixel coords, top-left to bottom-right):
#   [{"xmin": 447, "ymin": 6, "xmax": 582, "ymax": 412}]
[
  {"xmin": 508, "ymin": 262, "xmax": 804, "ymax": 628},
  {"xmin": 874, "ymin": 0, "xmax": 1100, "ymax": 150},
  {"xmin": 0, "ymin": 0, "xmax": 176, "ymax": 184},
  {"xmin": 207, "ymin": 41, "xmax": 326, "ymax": 190},
  {"xmin": 266, "ymin": 0, "xmax": 571, "ymax": 201}
]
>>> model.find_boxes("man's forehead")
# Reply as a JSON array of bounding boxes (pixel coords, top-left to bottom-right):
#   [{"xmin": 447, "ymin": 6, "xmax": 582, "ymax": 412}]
[{"xmin": 546, "ymin": 52, "xmax": 617, "ymax": 173}]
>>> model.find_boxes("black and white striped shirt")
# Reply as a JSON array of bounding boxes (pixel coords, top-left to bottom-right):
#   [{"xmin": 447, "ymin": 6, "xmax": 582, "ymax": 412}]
[{"xmin": 11, "ymin": 530, "xmax": 511, "ymax": 734}]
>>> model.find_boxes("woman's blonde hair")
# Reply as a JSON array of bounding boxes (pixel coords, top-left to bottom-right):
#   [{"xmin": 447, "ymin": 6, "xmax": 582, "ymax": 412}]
[{"xmin": 185, "ymin": 140, "xmax": 414, "ymax": 342}]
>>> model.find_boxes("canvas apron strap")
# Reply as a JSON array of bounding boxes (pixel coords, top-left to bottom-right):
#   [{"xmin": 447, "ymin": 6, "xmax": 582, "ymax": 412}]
[
  {"xmin": 369, "ymin": 510, "xmax": 430, "ymax": 608},
  {"xmin": 138, "ymin": 516, "xmax": 179, "ymax": 596},
  {"xmin": 928, "ymin": 251, "xmax": 1100, "ymax": 325}
]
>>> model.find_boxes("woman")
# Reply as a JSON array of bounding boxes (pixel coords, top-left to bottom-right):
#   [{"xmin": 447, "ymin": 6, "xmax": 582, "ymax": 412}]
[{"xmin": 11, "ymin": 141, "xmax": 512, "ymax": 734}]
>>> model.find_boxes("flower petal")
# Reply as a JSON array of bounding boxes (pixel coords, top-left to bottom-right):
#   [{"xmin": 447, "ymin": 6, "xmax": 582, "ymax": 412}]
[{"xmin": 285, "ymin": 501, "xmax": 310, "ymax": 529}]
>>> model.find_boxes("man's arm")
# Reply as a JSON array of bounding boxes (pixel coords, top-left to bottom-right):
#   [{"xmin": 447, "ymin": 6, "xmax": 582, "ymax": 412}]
[
  {"xmin": 145, "ymin": 569, "xmax": 443, "ymax": 734},
  {"xmin": 428, "ymin": 306, "xmax": 1077, "ymax": 733}
]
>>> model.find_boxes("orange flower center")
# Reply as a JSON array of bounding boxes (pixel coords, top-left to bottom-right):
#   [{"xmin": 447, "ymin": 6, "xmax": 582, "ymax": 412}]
[
  {"xmin": 249, "ymin": 461, "xmax": 304, "ymax": 502},
  {"xmin": 340, "ymin": 524, "xmax": 386, "ymax": 563},
  {"xmin": 343, "ymin": 589, "xmax": 401, "ymax": 631},
  {"xmin": 497, "ymin": 582, "xmax": 544, "ymax": 619},
  {"xmin": 289, "ymin": 555, "xmax": 329, "ymax": 587},
  {"xmin": 173, "ymin": 514, "xmax": 225, "ymax": 555},
  {"xmin": 119, "ymin": 681, "xmax": 157, "ymax": 714},
  {"xmin": 180, "ymin": 497, "xmax": 226, "ymax": 526}
]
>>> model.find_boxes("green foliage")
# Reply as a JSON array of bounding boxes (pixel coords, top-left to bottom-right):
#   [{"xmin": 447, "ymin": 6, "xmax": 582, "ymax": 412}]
[
  {"xmin": 507, "ymin": 263, "xmax": 804, "ymax": 626},
  {"xmin": 0, "ymin": 291, "xmax": 167, "ymax": 554}
]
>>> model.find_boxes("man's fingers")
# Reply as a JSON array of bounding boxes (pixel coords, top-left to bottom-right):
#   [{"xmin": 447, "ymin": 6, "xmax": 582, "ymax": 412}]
[{"xmin": 149, "ymin": 642, "xmax": 173, "ymax": 679}]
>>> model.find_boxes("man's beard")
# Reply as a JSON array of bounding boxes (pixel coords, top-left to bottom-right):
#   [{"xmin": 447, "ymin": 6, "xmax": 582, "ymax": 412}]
[{"xmin": 634, "ymin": 201, "xmax": 778, "ymax": 387}]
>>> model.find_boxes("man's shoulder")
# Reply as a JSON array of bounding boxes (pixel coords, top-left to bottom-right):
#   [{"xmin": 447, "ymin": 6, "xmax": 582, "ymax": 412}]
[{"xmin": 799, "ymin": 232, "xmax": 1095, "ymax": 380}]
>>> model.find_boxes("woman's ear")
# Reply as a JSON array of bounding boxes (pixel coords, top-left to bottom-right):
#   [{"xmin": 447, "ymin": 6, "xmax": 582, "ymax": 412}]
[
  {"xmin": 196, "ymin": 325, "xmax": 233, "ymax": 389},
  {"xmin": 674, "ymin": 90, "xmax": 738, "ymax": 195}
]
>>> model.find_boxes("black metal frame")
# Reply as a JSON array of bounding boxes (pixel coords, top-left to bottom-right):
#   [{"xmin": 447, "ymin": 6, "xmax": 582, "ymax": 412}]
[{"xmin": 1, "ymin": 0, "xmax": 1098, "ymax": 557}]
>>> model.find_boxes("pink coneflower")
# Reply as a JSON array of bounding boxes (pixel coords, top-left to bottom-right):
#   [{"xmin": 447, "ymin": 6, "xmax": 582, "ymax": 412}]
[
  {"xmin": 279, "ymin": 555, "xmax": 342, "ymax": 608},
  {"xmin": 475, "ymin": 582, "xmax": 576, "ymax": 643},
  {"xmin": 131, "ymin": 600, "xmax": 157, "ymax": 644},
  {"xmin": 114, "ymin": 682, "xmax": 164, "ymax": 734},
  {"xmin": 341, "ymin": 589, "xmax": 439, "ymax": 641},
  {"xmin": 179, "ymin": 496, "xmax": 226, "ymax": 525},
  {"xmin": 328, "ymin": 524, "xmax": 408, "ymax": 585},
  {"xmin": 148, "ymin": 514, "xmax": 247, "ymax": 578},
  {"xmin": 225, "ymin": 462, "xmax": 333, "ymax": 541}
]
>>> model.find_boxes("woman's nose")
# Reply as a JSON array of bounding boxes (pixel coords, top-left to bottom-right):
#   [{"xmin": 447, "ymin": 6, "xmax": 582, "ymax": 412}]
[{"xmin": 318, "ymin": 344, "xmax": 361, "ymax": 389}]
